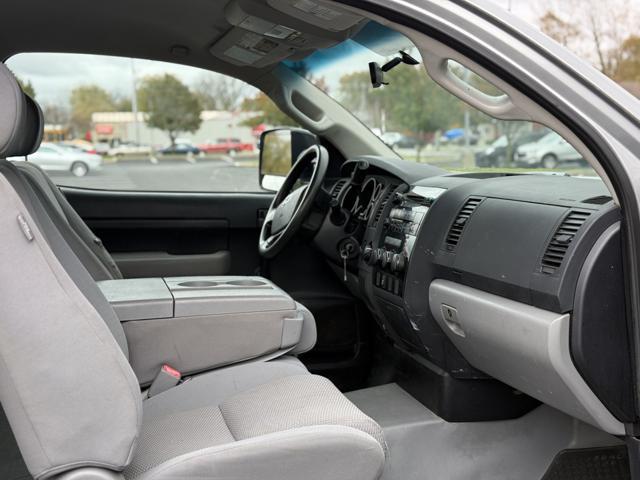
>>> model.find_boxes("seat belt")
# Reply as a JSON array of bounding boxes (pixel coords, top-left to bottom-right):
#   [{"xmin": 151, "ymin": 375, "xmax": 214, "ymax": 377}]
[{"xmin": 147, "ymin": 364, "xmax": 182, "ymax": 398}]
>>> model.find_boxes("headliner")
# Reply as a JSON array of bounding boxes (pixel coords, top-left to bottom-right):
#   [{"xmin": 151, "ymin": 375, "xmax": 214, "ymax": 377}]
[{"xmin": 1, "ymin": 0, "xmax": 279, "ymax": 84}]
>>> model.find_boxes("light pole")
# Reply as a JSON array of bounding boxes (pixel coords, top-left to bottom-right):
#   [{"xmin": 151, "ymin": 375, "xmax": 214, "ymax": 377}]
[{"xmin": 130, "ymin": 58, "xmax": 140, "ymax": 145}]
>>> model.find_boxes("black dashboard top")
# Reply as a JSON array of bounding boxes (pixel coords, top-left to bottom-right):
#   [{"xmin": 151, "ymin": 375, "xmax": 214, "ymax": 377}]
[{"xmin": 418, "ymin": 173, "xmax": 612, "ymax": 208}]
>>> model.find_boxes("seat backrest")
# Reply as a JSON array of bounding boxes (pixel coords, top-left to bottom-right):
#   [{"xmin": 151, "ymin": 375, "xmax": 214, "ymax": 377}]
[
  {"xmin": 16, "ymin": 161, "xmax": 123, "ymax": 280},
  {"xmin": 0, "ymin": 64, "xmax": 141, "ymax": 479}
]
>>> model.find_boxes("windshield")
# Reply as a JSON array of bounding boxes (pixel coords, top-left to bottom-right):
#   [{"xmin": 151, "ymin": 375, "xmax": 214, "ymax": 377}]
[{"xmin": 285, "ymin": 21, "xmax": 597, "ymax": 177}]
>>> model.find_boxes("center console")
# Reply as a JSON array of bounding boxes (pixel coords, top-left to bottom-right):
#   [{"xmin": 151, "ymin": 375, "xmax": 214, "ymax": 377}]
[
  {"xmin": 365, "ymin": 186, "xmax": 445, "ymax": 297},
  {"xmin": 98, "ymin": 276, "xmax": 316, "ymax": 385}
]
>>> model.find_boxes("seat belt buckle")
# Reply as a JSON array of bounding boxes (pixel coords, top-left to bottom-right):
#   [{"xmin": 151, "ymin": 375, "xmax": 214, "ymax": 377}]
[{"xmin": 147, "ymin": 364, "xmax": 182, "ymax": 398}]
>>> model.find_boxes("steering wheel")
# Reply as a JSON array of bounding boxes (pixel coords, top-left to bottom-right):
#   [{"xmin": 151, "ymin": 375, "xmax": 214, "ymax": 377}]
[{"xmin": 259, "ymin": 144, "xmax": 329, "ymax": 259}]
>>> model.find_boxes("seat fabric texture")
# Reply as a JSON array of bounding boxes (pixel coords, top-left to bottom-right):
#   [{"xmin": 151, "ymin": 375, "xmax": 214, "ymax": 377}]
[
  {"xmin": 0, "ymin": 63, "xmax": 386, "ymax": 480},
  {"xmin": 127, "ymin": 358, "xmax": 386, "ymax": 480}
]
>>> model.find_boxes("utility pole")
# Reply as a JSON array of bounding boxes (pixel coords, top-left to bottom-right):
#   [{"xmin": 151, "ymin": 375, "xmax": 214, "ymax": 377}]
[
  {"xmin": 130, "ymin": 58, "xmax": 140, "ymax": 145},
  {"xmin": 507, "ymin": 0, "xmax": 512, "ymax": 12}
]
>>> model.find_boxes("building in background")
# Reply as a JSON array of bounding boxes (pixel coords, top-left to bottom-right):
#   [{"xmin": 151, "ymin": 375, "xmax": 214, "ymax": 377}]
[
  {"xmin": 91, "ymin": 110, "xmax": 260, "ymax": 147},
  {"xmin": 43, "ymin": 124, "xmax": 71, "ymax": 142}
]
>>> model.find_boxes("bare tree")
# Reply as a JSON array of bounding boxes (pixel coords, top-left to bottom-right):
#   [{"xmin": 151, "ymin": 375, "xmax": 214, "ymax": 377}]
[
  {"xmin": 536, "ymin": 0, "xmax": 640, "ymax": 76},
  {"xmin": 42, "ymin": 103, "xmax": 70, "ymax": 126},
  {"xmin": 193, "ymin": 74, "xmax": 252, "ymax": 111}
]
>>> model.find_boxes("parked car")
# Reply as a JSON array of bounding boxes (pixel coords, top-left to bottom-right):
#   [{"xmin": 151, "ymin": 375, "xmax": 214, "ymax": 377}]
[
  {"xmin": 440, "ymin": 127, "xmax": 479, "ymax": 145},
  {"xmin": 93, "ymin": 141, "xmax": 111, "ymax": 155},
  {"xmin": 381, "ymin": 132, "xmax": 418, "ymax": 149},
  {"xmin": 60, "ymin": 139, "xmax": 98, "ymax": 154},
  {"xmin": 198, "ymin": 138, "xmax": 255, "ymax": 155},
  {"xmin": 475, "ymin": 130, "xmax": 549, "ymax": 167},
  {"xmin": 158, "ymin": 142, "xmax": 201, "ymax": 155},
  {"xmin": 515, "ymin": 131, "xmax": 584, "ymax": 168},
  {"xmin": 108, "ymin": 142, "xmax": 153, "ymax": 157},
  {"xmin": 9, "ymin": 142, "xmax": 102, "ymax": 176}
]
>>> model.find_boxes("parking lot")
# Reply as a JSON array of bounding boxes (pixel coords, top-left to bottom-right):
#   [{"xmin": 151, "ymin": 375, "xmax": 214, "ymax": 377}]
[
  {"xmin": 42, "ymin": 146, "xmax": 598, "ymax": 194},
  {"xmin": 46, "ymin": 154, "xmax": 262, "ymax": 192}
]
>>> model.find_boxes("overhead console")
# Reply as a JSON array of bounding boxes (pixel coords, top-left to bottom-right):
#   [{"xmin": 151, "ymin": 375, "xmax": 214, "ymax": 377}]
[{"xmin": 210, "ymin": 0, "xmax": 365, "ymax": 67}]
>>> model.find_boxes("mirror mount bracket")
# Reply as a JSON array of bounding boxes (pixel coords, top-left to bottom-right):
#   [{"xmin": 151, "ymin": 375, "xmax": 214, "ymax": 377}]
[{"xmin": 369, "ymin": 50, "xmax": 420, "ymax": 88}]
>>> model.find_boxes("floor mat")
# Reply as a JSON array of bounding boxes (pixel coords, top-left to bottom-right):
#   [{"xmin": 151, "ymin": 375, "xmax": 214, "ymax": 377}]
[{"xmin": 542, "ymin": 446, "xmax": 630, "ymax": 480}]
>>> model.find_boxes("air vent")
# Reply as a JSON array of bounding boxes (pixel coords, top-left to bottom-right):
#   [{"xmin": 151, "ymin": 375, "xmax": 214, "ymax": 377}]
[
  {"xmin": 331, "ymin": 179, "xmax": 347, "ymax": 199},
  {"xmin": 445, "ymin": 197, "xmax": 483, "ymax": 250},
  {"xmin": 541, "ymin": 210, "xmax": 591, "ymax": 273},
  {"xmin": 374, "ymin": 190, "xmax": 393, "ymax": 225}
]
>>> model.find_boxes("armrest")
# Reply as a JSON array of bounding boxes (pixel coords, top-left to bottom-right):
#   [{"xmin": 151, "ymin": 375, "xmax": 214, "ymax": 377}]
[{"xmin": 98, "ymin": 277, "xmax": 316, "ymax": 385}]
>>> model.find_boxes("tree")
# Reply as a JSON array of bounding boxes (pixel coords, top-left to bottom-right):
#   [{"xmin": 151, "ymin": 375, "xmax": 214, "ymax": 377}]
[
  {"xmin": 338, "ymin": 71, "xmax": 386, "ymax": 129},
  {"xmin": 42, "ymin": 103, "xmax": 70, "ymax": 125},
  {"xmin": 539, "ymin": 11, "xmax": 579, "ymax": 48},
  {"xmin": 240, "ymin": 92, "xmax": 297, "ymax": 128},
  {"xmin": 70, "ymin": 85, "xmax": 116, "ymax": 136},
  {"xmin": 537, "ymin": 1, "xmax": 640, "ymax": 77},
  {"xmin": 113, "ymin": 95, "xmax": 133, "ymax": 111},
  {"xmin": 194, "ymin": 74, "xmax": 250, "ymax": 111},
  {"xmin": 15, "ymin": 76, "xmax": 36, "ymax": 99},
  {"xmin": 614, "ymin": 35, "xmax": 640, "ymax": 83},
  {"xmin": 137, "ymin": 74, "xmax": 202, "ymax": 145},
  {"xmin": 381, "ymin": 66, "xmax": 463, "ymax": 159}
]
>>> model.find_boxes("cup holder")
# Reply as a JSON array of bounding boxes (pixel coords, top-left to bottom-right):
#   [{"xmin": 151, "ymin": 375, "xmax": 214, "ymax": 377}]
[
  {"xmin": 178, "ymin": 281, "xmax": 219, "ymax": 288},
  {"xmin": 225, "ymin": 280, "xmax": 267, "ymax": 287}
]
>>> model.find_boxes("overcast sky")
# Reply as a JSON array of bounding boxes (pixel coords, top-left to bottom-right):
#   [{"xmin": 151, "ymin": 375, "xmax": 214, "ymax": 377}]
[{"xmin": 6, "ymin": 0, "xmax": 539, "ymax": 107}]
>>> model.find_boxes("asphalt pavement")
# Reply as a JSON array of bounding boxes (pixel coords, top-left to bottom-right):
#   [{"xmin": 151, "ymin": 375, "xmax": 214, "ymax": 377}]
[{"xmin": 48, "ymin": 154, "xmax": 261, "ymax": 192}]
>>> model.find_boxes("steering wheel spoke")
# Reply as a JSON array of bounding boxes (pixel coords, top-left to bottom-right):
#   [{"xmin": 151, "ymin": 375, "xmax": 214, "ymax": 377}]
[{"xmin": 264, "ymin": 207, "xmax": 276, "ymax": 224}]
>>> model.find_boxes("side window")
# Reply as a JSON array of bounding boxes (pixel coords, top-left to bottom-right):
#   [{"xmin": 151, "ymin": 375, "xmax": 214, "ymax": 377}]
[{"xmin": 6, "ymin": 53, "xmax": 294, "ymax": 192}]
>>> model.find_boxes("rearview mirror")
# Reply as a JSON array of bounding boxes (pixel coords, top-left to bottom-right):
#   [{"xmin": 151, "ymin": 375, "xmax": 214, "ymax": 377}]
[{"xmin": 259, "ymin": 128, "xmax": 319, "ymax": 191}]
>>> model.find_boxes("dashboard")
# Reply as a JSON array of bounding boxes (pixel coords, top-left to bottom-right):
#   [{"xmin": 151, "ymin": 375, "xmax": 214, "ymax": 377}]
[{"xmin": 312, "ymin": 156, "xmax": 633, "ymax": 434}]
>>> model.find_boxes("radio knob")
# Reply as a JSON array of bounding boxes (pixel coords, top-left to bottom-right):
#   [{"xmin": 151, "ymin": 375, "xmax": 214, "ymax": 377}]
[
  {"xmin": 391, "ymin": 254, "xmax": 407, "ymax": 273},
  {"xmin": 380, "ymin": 250, "xmax": 390, "ymax": 269}
]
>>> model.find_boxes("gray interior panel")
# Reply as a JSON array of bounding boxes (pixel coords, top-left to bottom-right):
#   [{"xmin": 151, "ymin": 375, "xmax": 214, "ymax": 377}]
[
  {"xmin": 347, "ymin": 383, "xmax": 622, "ymax": 480},
  {"xmin": 428, "ymin": 279, "xmax": 624, "ymax": 435},
  {"xmin": 112, "ymin": 251, "xmax": 232, "ymax": 278},
  {"xmin": 98, "ymin": 278, "xmax": 173, "ymax": 321}
]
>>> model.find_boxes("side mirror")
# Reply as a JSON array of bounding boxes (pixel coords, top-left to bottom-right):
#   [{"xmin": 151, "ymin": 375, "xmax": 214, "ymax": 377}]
[{"xmin": 259, "ymin": 128, "xmax": 319, "ymax": 191}]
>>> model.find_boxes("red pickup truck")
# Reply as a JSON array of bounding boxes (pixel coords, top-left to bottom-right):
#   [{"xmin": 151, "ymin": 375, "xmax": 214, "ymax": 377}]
[{"xmin": 198, "ymin": 138, "xmax": 255, "ymax": 155}]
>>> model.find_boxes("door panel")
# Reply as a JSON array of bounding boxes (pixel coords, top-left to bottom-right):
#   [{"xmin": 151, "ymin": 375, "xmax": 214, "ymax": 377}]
[{"xmin": 62, "ymin": 187, "xmax": 273, "ymax": 278}]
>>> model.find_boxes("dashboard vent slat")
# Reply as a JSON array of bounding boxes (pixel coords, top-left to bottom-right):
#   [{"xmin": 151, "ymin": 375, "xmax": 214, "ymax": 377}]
[
  {"xmin": 445, "ymin": 197, "xmax": 483, "ymax": 251},
  {"xmin": 541, "ymin": 210, "xmax": 591, "ymax": 273},
  {"xmin": 374, "ymin": 190, "xmax": 393, "ymax": 225},
  {"xmin": 331, "ymin": 179, "xmax": 348, "ymax": 199}
]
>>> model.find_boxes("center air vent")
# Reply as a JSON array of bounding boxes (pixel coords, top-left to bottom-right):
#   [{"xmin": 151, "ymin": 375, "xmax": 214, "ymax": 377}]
[
  {"xmin": 374, "ymin": 189, "xmax": 393, "ymax": 225},
  {"xmin": 541, "ymin": 210, "xmax": 591, "ymax": 273},
  {"xmin": 331, "ymin": 179, "xmax": 347, "ymax": 199},
  {"xmin": 445, "ymin": 197, "xmax": 483, "ymax": 251}
]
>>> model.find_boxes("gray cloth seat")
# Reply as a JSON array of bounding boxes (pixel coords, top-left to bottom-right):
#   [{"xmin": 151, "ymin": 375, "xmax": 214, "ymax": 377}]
[
  {"xmin": 15, "ymin": 161, "xmax": 123, "ymax": 280},
  {"xmin": 128, "ymin": 359, "xmax": 386, "ymax": 480},
  {"xmin": 0, "ymin": 64, "xmax": 386, "ymax": 480}
]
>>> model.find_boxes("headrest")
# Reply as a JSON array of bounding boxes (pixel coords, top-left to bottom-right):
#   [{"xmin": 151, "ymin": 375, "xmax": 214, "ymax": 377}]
[{"xmin": 0, "ymin": 64, "xmax": 44, "ymax": 158}]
